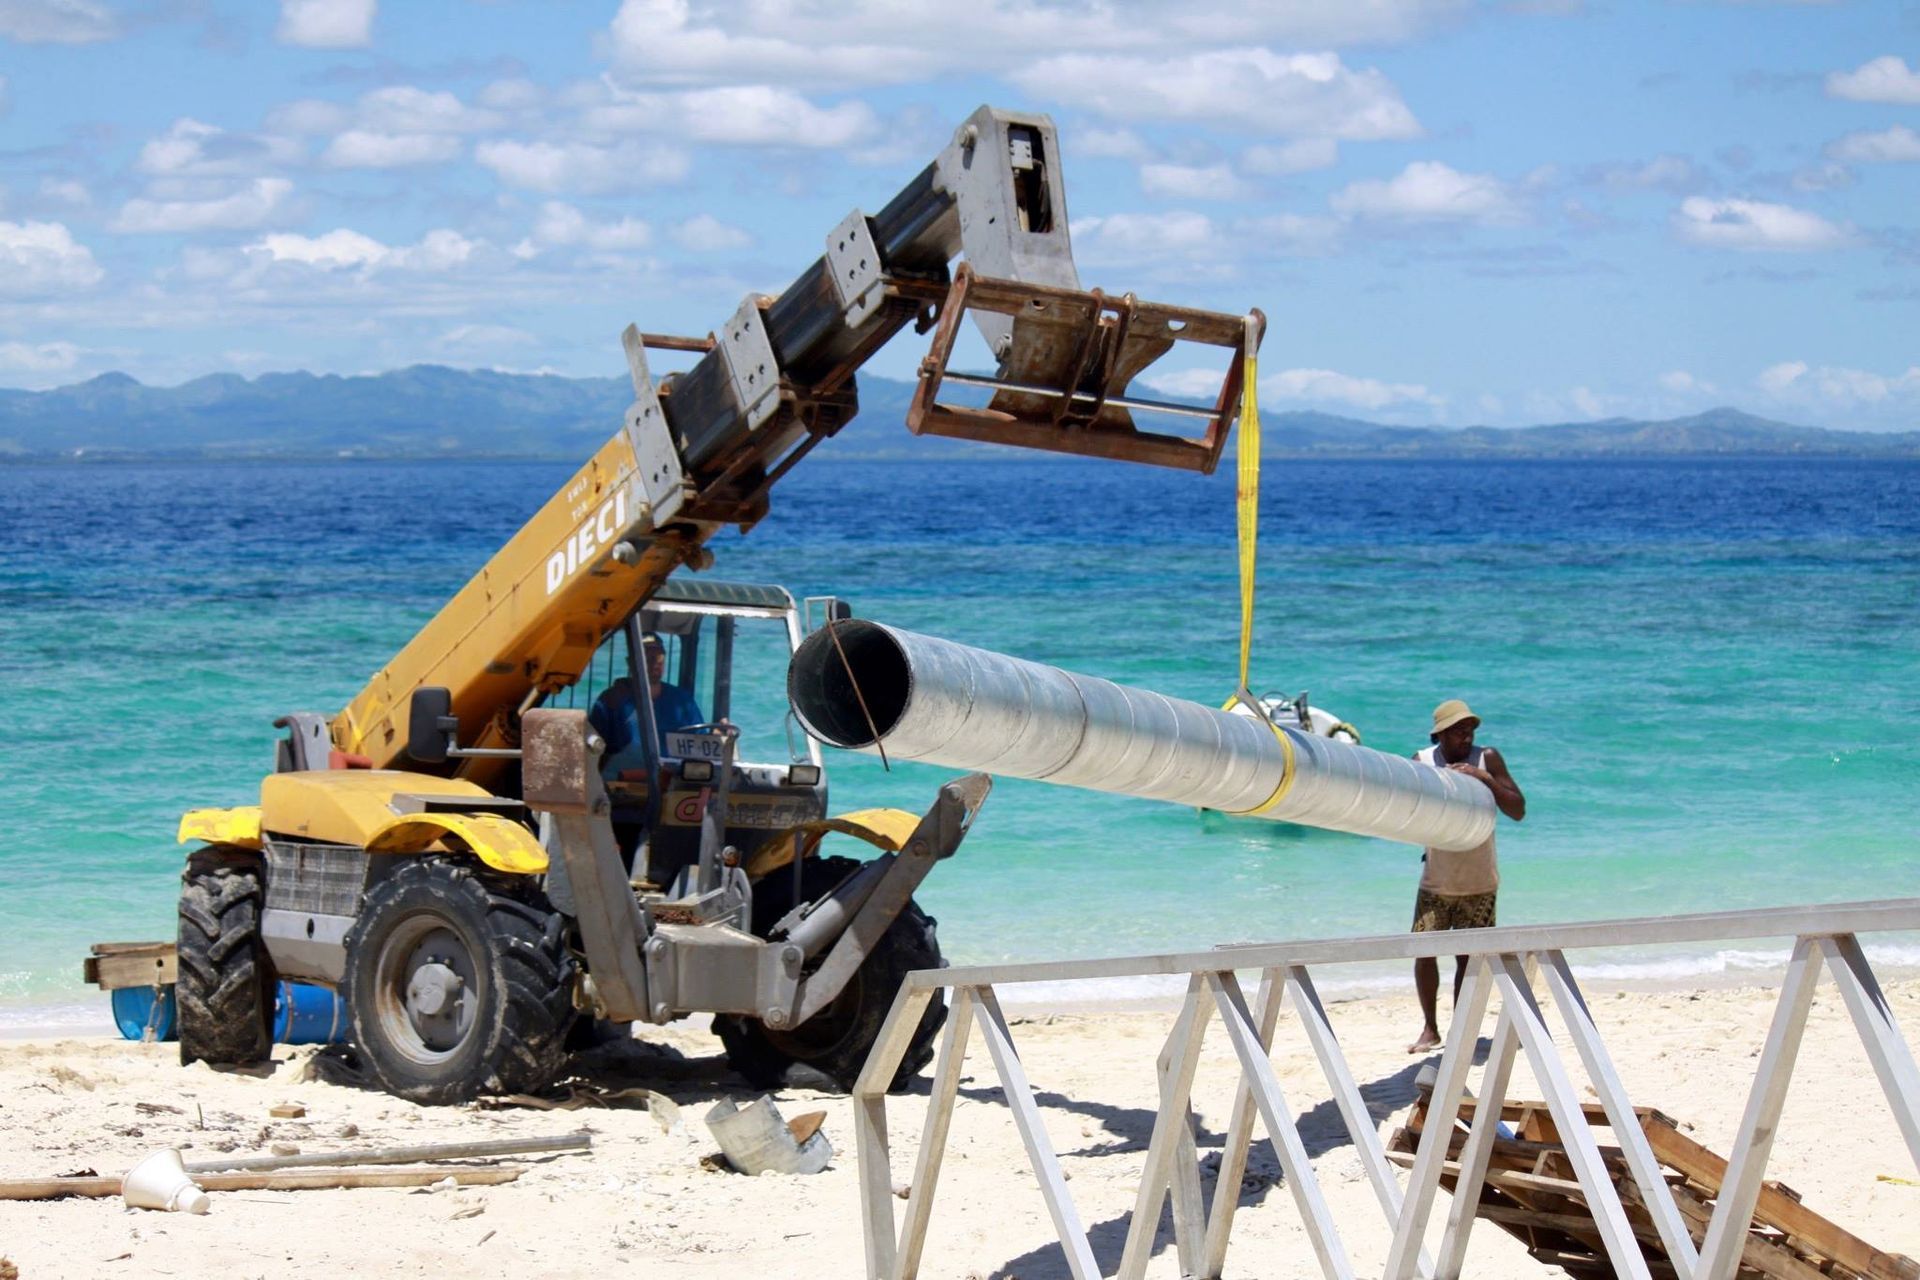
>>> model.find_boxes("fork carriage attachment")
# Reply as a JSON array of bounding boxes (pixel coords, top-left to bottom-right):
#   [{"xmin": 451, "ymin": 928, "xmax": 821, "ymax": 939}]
[{"xmin": 909, "ymin": 265, "xmax": 1262, "ymax": 474}]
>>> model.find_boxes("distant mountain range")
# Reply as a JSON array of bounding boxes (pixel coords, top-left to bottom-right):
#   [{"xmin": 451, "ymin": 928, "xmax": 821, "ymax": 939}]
[{"xmin": 2, "ymin": 366, "xmax": 1916, "ymax": 460}]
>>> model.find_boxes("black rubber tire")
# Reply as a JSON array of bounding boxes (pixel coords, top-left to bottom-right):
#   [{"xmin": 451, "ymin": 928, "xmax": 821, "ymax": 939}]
[
  {"xmin": 715, "ymin": 855, "xmax": 947, "ymax": 1093},
  {"xmin": 343, "ymin": 859, "xmax": 575, "ymax": 1105},
  {"xmin": 177, "ymin": 846, "xmax": 274, "ymax": 1068}
]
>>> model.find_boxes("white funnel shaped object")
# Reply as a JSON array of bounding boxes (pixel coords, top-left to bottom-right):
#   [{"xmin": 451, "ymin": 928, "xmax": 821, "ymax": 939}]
[
  {"xmin": 705, "ymin": 1096, "xmax": 833, "ymax": 1175},
  {"xmin": 123, "ymin": 1148, "xmax": 211, "ymax": 1214}
]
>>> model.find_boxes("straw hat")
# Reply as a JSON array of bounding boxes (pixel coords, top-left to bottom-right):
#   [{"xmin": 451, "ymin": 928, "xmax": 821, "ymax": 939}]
[{"xmin": 1431, "ymin": 699, "xmax": 1480, "ymax": 736}]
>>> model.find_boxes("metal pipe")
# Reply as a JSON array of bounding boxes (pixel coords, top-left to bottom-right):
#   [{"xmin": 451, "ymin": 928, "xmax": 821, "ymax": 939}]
[{"xmin": 788, "ymin": 622, "xmax": 1495, "ymax": 851}]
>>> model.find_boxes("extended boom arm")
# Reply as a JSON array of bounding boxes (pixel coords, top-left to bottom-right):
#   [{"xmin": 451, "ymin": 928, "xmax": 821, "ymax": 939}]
[{"xmin": 330, "ymin": 105, "xmax": 1261, "ymax": 773}]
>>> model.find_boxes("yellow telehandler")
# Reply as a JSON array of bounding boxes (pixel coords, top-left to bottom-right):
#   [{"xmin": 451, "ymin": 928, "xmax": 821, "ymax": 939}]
[{"xmin": 173, "ymin": 105, "xmax": 1262, "ymax": 1103}]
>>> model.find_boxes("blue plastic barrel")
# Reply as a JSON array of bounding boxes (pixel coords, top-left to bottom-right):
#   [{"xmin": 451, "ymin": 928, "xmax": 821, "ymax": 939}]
[
  {"xmin": 110, "ymin": 981, "xmax": 349, "ymax": 1045},
  {"xmin": 272, "ymin": 981, "xmax": 350, "ymax": 1045},
  {"xmin": 111, "ymin": 986, "xmax": 177, "ymax": 1041}
]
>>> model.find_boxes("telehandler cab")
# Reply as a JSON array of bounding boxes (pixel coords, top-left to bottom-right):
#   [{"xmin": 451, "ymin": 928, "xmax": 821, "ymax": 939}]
[{"xmin": 173, "ymin": 106, "xmax": 1263, "ymax": 1102}]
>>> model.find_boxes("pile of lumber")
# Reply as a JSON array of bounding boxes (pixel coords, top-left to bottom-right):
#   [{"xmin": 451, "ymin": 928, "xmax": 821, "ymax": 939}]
[{"xmin": 1387, "ymin": 1090, "xmax": 1917, "ymax": 1280}]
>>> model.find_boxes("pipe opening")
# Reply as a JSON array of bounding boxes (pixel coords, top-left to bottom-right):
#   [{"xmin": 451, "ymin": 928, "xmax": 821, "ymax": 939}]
[{"xmin": 788, "ymin": 620, "xmax": 911, "ymax": 748}]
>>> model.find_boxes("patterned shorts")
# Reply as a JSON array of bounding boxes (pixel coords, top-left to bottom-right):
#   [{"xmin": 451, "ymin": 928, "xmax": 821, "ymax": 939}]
[{"xmin": 1412, "ymin": 888, "xmax": 1497, "ymax": 933}]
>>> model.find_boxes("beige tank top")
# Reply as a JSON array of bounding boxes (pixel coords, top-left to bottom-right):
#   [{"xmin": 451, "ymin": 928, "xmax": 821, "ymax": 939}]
[{"xmin": 1418, "ymin": 744, "xmax": 1498, "ymax": 896}]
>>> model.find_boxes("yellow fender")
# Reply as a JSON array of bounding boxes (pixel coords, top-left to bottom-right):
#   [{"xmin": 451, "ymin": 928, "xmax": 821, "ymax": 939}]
[
  {"xmin": 177, "ymin": 806, "xmax": 264, "ymax": 849},
  {"xmin": 744, "ymin": 807, "xmax": 921, "ymax": 880},
  {"xmin": 365, "ymin": 811, "xmax": 549, "ymax": 876}
]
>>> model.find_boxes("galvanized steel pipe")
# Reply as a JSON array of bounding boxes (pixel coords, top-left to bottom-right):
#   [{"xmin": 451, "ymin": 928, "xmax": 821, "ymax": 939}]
[{"xmin": 788, "ymin": 621, "xmax": 1495, "ymax": 850}]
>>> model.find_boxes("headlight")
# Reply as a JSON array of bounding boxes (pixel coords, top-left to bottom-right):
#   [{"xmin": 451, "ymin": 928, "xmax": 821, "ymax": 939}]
[
  {"xmin": 786, "ymin": 764, "xmax": 822, "ymax": 787},
  {"xmin": 681, "ymin": 759, "xmax": 715, "ymax": 782}
]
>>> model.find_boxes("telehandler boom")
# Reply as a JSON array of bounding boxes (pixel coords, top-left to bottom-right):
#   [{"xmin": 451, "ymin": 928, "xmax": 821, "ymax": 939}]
[{"xmin": 174, "ymin": 106, "xmax": 1261, "ymax": 1103}]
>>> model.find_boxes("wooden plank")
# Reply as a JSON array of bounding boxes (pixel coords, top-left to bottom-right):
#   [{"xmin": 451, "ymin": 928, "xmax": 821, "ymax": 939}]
[
  {"xmin": 1437, "ymin": 1009, "xmax": 1521, "ymax": 1278},
  {"xmin": 1543, "ymin": 952, "xmax": 1700, "ymax": 1276},
  {"xmin": 857, "ymin": 1091, "xmax": 897, "ymax": 1280},
  {"xmin": 83, "ymin": 946, "xmax": 177, "ymax": 990},
  {"xmin": 1201, "ymin": 967, "xmax": 1282, "ymax": 1279},
  {"xmin": 1645, "ymin": 1123, "xmax": 1920, "ymax": 1280},
  {"xmin": 0, "ymin": 1165, "xmax": 522, "ymax": 1200},
  {"xmin": 1208, "ymin": 971, "xmax": 1356, "ymax": 1280},
  {"xmin": 894, "ymin": 986, "xmax": 976, "ymax": 1280},
  {"xmin": 1384, "ymin": 957, "xmax": 1491, "ymax": 1280},
  {"xmin": 972, "ymin": 987, "xmax": 1101, "ymax": 1280},
  {"xmin": 1117, "ymin": 977, "xmax": 1210, "ymax": 1280}
]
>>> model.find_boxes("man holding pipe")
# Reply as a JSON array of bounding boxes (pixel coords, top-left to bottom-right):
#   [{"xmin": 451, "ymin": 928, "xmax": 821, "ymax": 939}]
[{"xmin": 1408, "ymin": 699, "xmax": 1526, "ymax": 1053}]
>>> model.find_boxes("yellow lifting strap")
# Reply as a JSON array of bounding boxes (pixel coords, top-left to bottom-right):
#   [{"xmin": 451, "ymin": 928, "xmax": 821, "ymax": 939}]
[{"xmin": 1223, "ymin": 313, "xmax": 1297, "ymax": 818}]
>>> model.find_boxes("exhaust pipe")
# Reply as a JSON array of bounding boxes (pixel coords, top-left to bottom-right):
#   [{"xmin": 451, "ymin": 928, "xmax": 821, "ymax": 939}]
[{"xmin": 788, "ymin": 621, "xmax": 1494, "ymax": 851}]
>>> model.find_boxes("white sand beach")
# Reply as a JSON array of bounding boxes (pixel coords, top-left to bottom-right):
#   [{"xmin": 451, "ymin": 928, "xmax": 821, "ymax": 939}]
[{"xmin": 2, "ymin": 977, "xmax": 1916, "ymax": 1279}]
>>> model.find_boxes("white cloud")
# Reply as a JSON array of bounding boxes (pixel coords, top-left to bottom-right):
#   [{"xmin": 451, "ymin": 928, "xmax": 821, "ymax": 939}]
[
  {"xmin": 434, "ymin": 324, "xmax": 537, "ymax": 353},
  {"xmin": 1331, "ymin": 161, "xmax": 1520, "ymax": 223},
  {"xmin": 607, "ymin": 0, "xmax": 924, "ymax": 88},
  {"xmin": 136, "ymin": 119, "xmax": 304, "ymax": 177},
  {"xmin": 1826, "ymin": 55, "xmax": 1920, "ymax": 105},
  {"xmin": 671, "ymin": 213, "xmax": 752, "ymax": 252},
  {"xmin": 0, "ymin": 219, "xmax": 104, "ymax": 292},
  {"xmin": 0, "ymin": 0, "xmax": 117, "ymax": 42},
  {"xmin": 1673, "ymin": 197, "xmax": 1851, "ymax": 251},
  {"xmin": 1263, "ymin": 367, "xmax": 1442, "ymax": 411},
  {"xmin": 581, "ymin": 86, "xmax": 879, "ymax": 149},
  {"xmin": 1659, "ymin": 370, "xmax": 1717, "ymax": 395},
  {"xmin": 523, "ymin": 202, "xmax": 652, "ymax": 252},
  {"xmin": 1141, "ymin": 163, "xmax": 1250, "ymax": 200},
  {"xmin": 1757, "ymin": 359, "xmax": 1920, "ymax": 408},
  {"xmin": 1141, "ymin": 367, "xmax": 1231, "ymax": 399},
  {"xmin": 1826, "ymin": 125, "xmax": 1920, "ymax": 165},
  {"xmin": 1073, "ymin": 209, "xmax": 1342, "ymax": 272},
  {"xmin": 112, "ymin": 179, "xmax": 294, "ymax": 234},
  {"xmin": 322, "ymin": 131, "xmax": 462, "ymax": 168},
  {"xmin": 1076, "ymin": 128, "xmax": 1151, "ymax": 161},
  {"xmin": 277, "ymin": 0, "xmax": 374, "ymax": 49},
  {"xmin": 355, "ymin": 86, "xmax": 502, "ymax": 135},
  {"xmin": 1593, "ymin": 154, "xmax": 1702, "ymax": 193},
  {"xmin": 479, "ymin": 78, "xmax": 543, "ymax": 112},
  {"xmin": 266, "ymin": 98, "xmax": 352, "ymax": 136},
  {"xmin": 605, "ymin": 0, "xmax": 1466, "ymax": 90},
  {"xmin": 1757, "ymin": 361, "xmax": 1806, "ymax": 395},
  {"xmin": 1012, "ymin": 49, "xmax": 1420, "ymax": 139},
  {"xmin": 0, "ymin": 339, "xmax": 82, "ymax": 372},
  {"xmin": 250, "ymin": 227, "xmax": 478, "ymax": 273},
  {"xmin": 1235, "ymin": 213, "xmax": 1345, "ymax": 256},
  {"xmin": 1243, "ymin": 138, "xmax": 1339, "ymax": 175},
  {"xmin": 1072, "ymin": 211, "xmax": 1223, "ymax": 259},
  {"xmin": 475, "ymin": 139, "xmax": 690, "ymax": 194},
  {"xmin": 314, "ymin": 87, "xmax": 500, "ymax": 169},
  {"xmin": 38, "ymin": 177, "xmax": 89, "ymax": 207}
]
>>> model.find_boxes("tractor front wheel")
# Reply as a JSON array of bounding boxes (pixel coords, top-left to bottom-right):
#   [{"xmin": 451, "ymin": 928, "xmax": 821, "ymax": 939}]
[
  {"xmin": 343, "ymin": 859, "xmax": 574, "ymax": 1105},
  {"xmin": 715, "ymin": 855, "xmax": 946, "ymax": 1093}
]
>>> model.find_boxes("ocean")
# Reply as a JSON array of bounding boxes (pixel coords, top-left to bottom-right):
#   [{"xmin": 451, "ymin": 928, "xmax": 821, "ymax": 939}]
[{"xmin": 2, "ymin": 453, "xmax": 1916, "ymax": 1029}]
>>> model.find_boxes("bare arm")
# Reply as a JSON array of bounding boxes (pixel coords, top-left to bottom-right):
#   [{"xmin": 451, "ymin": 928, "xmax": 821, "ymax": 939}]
[{"xmin": 1447, "ymin": 747, "xmax": 1525, "ymax": 821}]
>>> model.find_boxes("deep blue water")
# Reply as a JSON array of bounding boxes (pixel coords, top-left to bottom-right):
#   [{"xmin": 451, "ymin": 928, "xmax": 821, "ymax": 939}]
[{"xmin": 2, "ymin": 454, "xmax": 1917, "ymax": 1023}]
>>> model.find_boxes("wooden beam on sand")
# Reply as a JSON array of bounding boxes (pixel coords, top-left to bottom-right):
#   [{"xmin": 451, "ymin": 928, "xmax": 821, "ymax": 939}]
[{"xmin": 0, "ymin": 1165, "xmax": 523, "ymax": 1202}]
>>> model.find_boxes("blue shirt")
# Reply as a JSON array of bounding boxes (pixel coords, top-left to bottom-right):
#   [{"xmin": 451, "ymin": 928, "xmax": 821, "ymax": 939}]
[{"xmin": 589, "ymin": 678, "xmax": 705, "ymax": 754}]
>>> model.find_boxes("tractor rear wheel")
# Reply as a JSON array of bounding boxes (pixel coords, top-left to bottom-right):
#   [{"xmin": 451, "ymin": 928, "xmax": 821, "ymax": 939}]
[
  {"xmin": 343, "ymin": 859, "xmax": 574, "ymax": 1105},
  {"xmin": 715, "ymin": 855, "xmax": 947, "ymax": 1093},
  {"xmin": 177, "ymin": 846, "xmax": 274, "ymax": 1068}
]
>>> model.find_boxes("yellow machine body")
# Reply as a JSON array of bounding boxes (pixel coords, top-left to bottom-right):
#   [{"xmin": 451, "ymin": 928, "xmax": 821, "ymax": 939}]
[
  {"xmin": 180, "ymin": 772, "xmax": 548, "ymax": 876},
  {"xmin": 329, "ymin": 429, "xmax": 701, "ymax": 775}
]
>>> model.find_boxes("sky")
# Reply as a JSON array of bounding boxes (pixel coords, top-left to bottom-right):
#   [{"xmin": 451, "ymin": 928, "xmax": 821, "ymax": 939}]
[{"xmin": 1, "ymin": 0, "xmax": 1918, "ymax": 429}]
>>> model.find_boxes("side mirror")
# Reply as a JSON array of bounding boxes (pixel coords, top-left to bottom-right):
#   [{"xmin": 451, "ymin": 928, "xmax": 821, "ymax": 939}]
[{"xmin": 407, "ymin": 687, "xmax": 458, "ymax": 764}]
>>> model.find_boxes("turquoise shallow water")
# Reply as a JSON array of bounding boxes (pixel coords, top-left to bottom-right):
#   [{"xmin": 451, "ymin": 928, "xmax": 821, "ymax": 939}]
[{"xmin": 1, "ymin": 454, "xmax": 1916, "ymax": 1026}]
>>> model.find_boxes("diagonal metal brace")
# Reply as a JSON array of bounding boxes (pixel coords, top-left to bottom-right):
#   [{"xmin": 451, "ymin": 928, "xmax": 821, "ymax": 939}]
[{"xmin": 790, "ymin": 774, "xmax": 991, "ymax": 1027}]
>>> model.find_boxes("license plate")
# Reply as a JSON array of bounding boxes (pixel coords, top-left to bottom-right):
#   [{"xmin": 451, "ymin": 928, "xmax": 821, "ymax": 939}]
[{"xmin": 665, "ymin": 732, "xmax": 726, "ymax": 761}]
